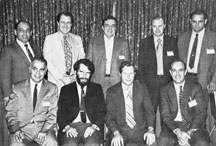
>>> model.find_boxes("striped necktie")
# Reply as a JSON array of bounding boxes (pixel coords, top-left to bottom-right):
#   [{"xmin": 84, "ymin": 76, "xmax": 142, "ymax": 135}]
[
  {"xmin": 63, "ymin": 36, "xmax": 72, "ymax": 75},
  {"xmin": 125, "ymin": 87, "xmax": 136, "ymax": 129}
]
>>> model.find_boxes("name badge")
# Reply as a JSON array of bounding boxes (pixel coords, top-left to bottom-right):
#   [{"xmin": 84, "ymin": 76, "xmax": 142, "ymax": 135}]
[
  {"xmin": 42, "ymin": 101, "xmax": 51, "ymax": 107},
  {"xmin": 188, "ymin": 100, "xmax": 197, "ymax": 108},
  {"xmin": 206, "ymin": 48, "xmax": 215, "ymax": 54},
  {"xmin": 167, "ymin": 51, "xmax": 174, "ymax": 56},
  {"xmin": 119, "ymin": 55, "xmax": 125, "ymax": 60}
]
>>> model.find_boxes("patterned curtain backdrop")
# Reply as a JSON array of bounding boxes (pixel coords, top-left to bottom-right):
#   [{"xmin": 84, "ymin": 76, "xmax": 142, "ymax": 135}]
[{"xmin": 1, "ymin": 0, "xmax": 216, "ymax": 65}]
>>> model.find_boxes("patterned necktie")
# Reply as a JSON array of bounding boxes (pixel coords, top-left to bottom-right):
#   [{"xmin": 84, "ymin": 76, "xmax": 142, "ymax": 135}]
[
  {"xmin": 157, "ymin": 38, "xmax": 162, "ymax": 50},
  {"xmin": 179, "ymin": 86, "xmax": 190, "ymax": 128},
  {"xmin": 189, "ymin": 34, "xmax": 198, "ymax": 69},
  {"xmin": 33, "ymin": 84, "xmax": 38, "ymax": 111},
  {"xmin": 24, "ymin": 44, "xmax": 34, "ymax": 61},
  {"xmin": 126, "ymin": 87, "xmax": 136, "ymax": 129},
  {"xmin": 63, "ymin": 36, "xmax": 72, "ymax": 75},
  {"xmin": 80, "ymin": 86, "xmax": 86, "ymax": 123}
]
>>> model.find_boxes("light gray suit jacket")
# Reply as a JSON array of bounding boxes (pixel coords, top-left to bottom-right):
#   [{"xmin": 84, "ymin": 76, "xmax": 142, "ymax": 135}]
[
  {"xmin": 6, "ymin": 79, "xmax": 58, "ymax": 138},
  {"xmin": 178, "ymin": 29, "xmax": 216, "ymax": 89},
  {"xmin": 43, "ymin": 31, "xmax": 85, "ymax": 90},
  {"xmin": 86, "ymin": 36, "xmax": 130, "ymax": 89}
]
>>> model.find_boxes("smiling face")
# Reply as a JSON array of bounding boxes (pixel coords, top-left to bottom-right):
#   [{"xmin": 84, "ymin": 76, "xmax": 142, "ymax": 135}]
[
  {"xmin": 120, "ymin": 66, "xmax": 135, "ymax": 86},
  {"xmin": 151, "ymin": 18, "xmax": 165, "ymax": 37},
  {"xmin": 169, "ymin": 61, "xmax": 187, "ymax": 84},
  {"xmin": 102, "ymin": 19, "xmax": 117, "ymax": 39},
  {"xmin": 29, "ymin": 60, "xmax": 47, "ymax": 83},
  {"xmin": 190, "ymin": 14, "xmax": 207, "ymax": 33},
  {"xmin": 57, "ymin": 14, "xmax": 72, "ymax": 34},
  {"xmin": 14, "ymin": 22, "xmax": 32, "ymax": 43}
]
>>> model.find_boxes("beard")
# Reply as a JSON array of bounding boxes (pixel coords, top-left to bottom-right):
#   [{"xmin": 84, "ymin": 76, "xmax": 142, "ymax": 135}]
[{"xmin": 76, "ymin": 76, "xmax": 90, "ymax": 87}]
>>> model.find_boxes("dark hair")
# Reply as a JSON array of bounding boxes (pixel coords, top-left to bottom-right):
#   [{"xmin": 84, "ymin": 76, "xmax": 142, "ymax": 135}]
[
  {"xmin": 190, "ymin": 9, "xmax": 208, "ymax": 20},
  {"xmin": 151, "ymin": 14, "xmax": 164, "ymax": 24},
  {"xmin": 170, "ymin": 59, "xmax": 186, "ymax": 70},
  {"xmin": 119, "ymin": 61, "xmax": 136, "ymax": 73},
  {"xmin": 14, "ymin": 20, "xmax": 32, "ymax": 30},
  {"xmin": 31, "ymin": 56, "xmax": 48, "ymax": 67},
  {"xmin": 102, "ymin": 15, "xmax": 118, "ymax": 26},
  {"xmin": 56, "ymin": 12, "xmax": 74, "ymax": 24},
  {"xmin": 73, "ymin": 59, "xmax": 95, "ymax": 74}
]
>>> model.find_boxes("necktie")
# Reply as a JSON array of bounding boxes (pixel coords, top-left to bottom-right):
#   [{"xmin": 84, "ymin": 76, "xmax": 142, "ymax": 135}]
[
  {"xmin": 126, "ymin": 87, "xmax": 136, "ymax": 129},
  {"xmin": 33, "ymin": 84, "xmax": 38, "ymax": 111},
  {"xmin": 157, "ymin": 38, "xmax": 162, "ymax": 50},
  {"xmin": 24, "ymin": 44, "xmax": 34, "ymax": 61},
  {"xmin": 80, "ymin": 86, "xmax": 86, "ymax": 123},
  {"xmin": 189, "ymin": 34, "xmax": 198, "ymax": 69},
  {"xmin": 63, "ymin": 36, "xmax": 72, "ymax": 75},
  {"xmin": 179, "ymin": 86, "xmax": 190, "ymax": 128}
]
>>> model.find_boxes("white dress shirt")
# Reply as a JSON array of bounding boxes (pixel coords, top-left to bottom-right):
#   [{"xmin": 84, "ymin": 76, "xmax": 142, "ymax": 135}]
[
  {"xmin": 104, "ymin": 35, "xmax": 114, "ymax": 75},
  {"xmin": 16, "ymin": 39, "xmax": 35, "ymax": 62},
  {"xmin": 30, "ymin": 79, "xmax": 42, "ymax": 102}
]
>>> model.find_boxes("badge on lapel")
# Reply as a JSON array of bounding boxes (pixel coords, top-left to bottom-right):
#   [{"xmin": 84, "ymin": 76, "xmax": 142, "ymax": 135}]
[
  {"xmin": 167, "ymin": 51, "xmax": 174, "ymax": 56},
  {"xmin": 206, "ymin": 47, "xmax": 215, "ymax": 54},
  {"xmin": 188, "ymin": 96, "xmax": 197, "ymax": 108},
  {"xmin": 42, "ymin": 101, "xmax": 51, "ymax": 107},
  {"xmin": 119, "ymin": 55, "xmax": 125, "ymax": 60}
]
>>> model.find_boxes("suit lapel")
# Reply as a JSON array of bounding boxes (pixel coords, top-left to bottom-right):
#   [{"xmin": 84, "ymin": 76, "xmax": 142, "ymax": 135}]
[
  {"xmin": 13, "ymin": 42, "xmax": 30, "ymax": 66},
  {"xmin": 183, "ymin": 31, "xmax": 192, "ymax": 63},
  {"xmin": 132, "ymin": 82, "xmax": 139, "ymax": 121},
  {"xmin": 199, "ymin": 29, "xmax": 208, "ymax": 63},
  {"xmin": 117, "ymin": 83, "xmax": 126, "ymax": 120},
  {"xmin": 169, "ymin": 83, "xmax": 178, "ymax": 112},
  {"xmin": 23, "ymin": 79, "xmax": 33, "ymax": 112},
  {"xmin": 110, "ymin": 37, "xmax": 118, "ymax": 72}
]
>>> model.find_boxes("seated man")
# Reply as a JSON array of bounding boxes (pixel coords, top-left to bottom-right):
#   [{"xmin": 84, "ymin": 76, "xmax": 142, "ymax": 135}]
[
  {"xmin": 106, "ymin": 61, "xmax": 156, "ymax": 146},
  {"xmin": 5, "ymin": 57, "xmax": 58, "ymax": 146},
  {"xmin": 157, "ymin": 59, "xmax": 210, "ymax": 146},
  {"xmin": 57, "ymin": 59, "xmax": 106, "ymax": 146}
]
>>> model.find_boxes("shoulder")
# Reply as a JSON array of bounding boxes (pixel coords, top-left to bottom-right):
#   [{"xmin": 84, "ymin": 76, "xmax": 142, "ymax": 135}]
[
  {"xmin": 178, "ymin": 31, "xmax": 191, "ymax": 39},
  {"xmin": 13, "ymin": 79, "xmax": 28, "ymax": 90},
  {"xmin": 45, "ymin": 32, "xmax": 59, "ymax": 39},
  {"xmin": 88, "ymin": 82, "xmax": 103, "ymax": 90},
  {"xmin": 114, "ymin": 37, "xmax": 127, "ymax": 42},
  {"xmin": 107, "ymin": 82, "xmax": 121, "ymax": 93},
  {"xmin": 204, "ymin": 29, "xmax": 216, "ymax": 37},
  {"xmin": 164, "ymin": 35, "xmax": 177, "ymax": 41},
  {"xmin": 44, "ymin": 80, "xmax": 58, "ymax": 89},
  {"xmin": 160, "ymin": 81, "xmax": 173, "ymax": 93},
  {"xmin": 89, "ymin": 36, "xmax": 103, "ymax": 43},
  {"xmin": 68, "ymin": 33, "xmax": 82, "ymax": 40}
]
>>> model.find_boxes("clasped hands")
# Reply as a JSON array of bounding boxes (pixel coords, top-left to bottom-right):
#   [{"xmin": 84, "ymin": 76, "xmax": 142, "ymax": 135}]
[
  {"xmin": 62, "ymin": 124, "xmax": 96, "ymax": 138},
  {"xmin": 174, "ymin": 128, "xmax": 192, "ymax": 146}
]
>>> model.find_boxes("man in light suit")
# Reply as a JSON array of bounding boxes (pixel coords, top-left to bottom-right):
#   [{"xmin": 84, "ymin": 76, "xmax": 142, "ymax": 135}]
[
  {"xmin": 137, "ymin": 15, "xmax": 179, "ymax": 113},
  {"xmin": 0, "ymin": 20, "xmax": 41, "ymax": 146},
  {"xmin": 57, "ymin": 59, "xmax": 106, "ymax": 146},
  {"xmin": 6, "ymin": 57, "xmax": 58, "ymax": 146},
  {"xmin": 157, "ymin": 60, "xmax": 209, "ymax": 146},
  {"xmin": 86, "ymin": 15, "xmax": 130, "ymax": 94},
  {"xmin": 178, "ymin": 9, "xmax": 216, "ymax": 98},
  {"xmin": 43, "ymin": 11, "xmax": 85, "ymax": 91},
  {"xmin": 106, "ymin": 61, "xmax": 156, "ymax": 146}
]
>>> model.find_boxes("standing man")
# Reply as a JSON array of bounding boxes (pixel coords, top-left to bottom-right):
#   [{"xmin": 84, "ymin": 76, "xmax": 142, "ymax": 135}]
[
  {"xmin": 106, "ymin": 61, "xmax": 156, "ymax": 146},
  {"xmin": 0, "ymin": 20, "xmax": 41, "ymax": 146},
  {"xmin": 43, "ymin": 11, "xmax": 85, "ymax": 91},
  {"xmin": 137, "ymin": 15, "xmax": 179, "ymax": 113},
  {"xmin": 86, "ymin": 15, "xmax": 130, "ymax": 94},
  {"xmin": 57, "ymin": 59, "xmax": 106, "ymax": 146},
  {"xmin": 178, "ymin": 9, "xmax": 216, "ymax": 98},
  {"xmin": 158, "ymin": 60, "xmax": 209, "ymax": 146},
  {"xmin": 6, "ymin": 57, "xmax": 58, "ymax": 146}
]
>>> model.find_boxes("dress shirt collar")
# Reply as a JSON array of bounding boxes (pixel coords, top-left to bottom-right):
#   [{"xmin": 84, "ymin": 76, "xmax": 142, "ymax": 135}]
[
  {"xmin": 104, "ymin": 35, "xmax": 115, "ymax": 41},
  {"xmin": 16, "ymin": 38, "xmax": 30, "ymax": 47},
  {"xmin": 173, "ymin": 80, "xmax": 185, "ymax": 90},
  {"xmin": 76, "ymin": 81, "xmax": 87, "ymax": 93},
  {"xmin": 121, "ymin": 83, "xmax": 133, "ymax": 93},
  {"xmin": 192, "ymin": 28, "xmax": 205, "ymax": 36},
  {"xmin": 153, "ymin": 35, "xmax": 164, "ymax": 44}
]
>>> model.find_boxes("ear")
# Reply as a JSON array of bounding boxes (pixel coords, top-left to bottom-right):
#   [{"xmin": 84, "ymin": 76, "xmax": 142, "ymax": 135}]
[
  {"xmin": 204, "ymin": 19, "xmax": 208, "ymax": 25},
  {"xmin": 184, "ymin": 69, "xmax": 188, "ymax": 76},
  {"xmin": 169, "ymin": 69, "xmax": 172, "ymax": 76},
  {"xmin": 102, "ymin": 25, "xmax": 105, "ymax": 31},
  {"xmin": 14, "ymin": 30, "xmax": 17, "ymax": 36}
]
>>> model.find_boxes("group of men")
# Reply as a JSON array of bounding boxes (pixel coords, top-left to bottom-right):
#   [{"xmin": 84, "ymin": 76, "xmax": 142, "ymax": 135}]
[{"xmin": 0, "ymin": 8, "xmax": 215, "ymax": 146}]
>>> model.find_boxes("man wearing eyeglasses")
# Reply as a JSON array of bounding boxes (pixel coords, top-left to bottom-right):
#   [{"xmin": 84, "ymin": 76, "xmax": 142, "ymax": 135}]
[{"xmin": 86, "ymin": 15, "xmax": 130, "ymax": 95}]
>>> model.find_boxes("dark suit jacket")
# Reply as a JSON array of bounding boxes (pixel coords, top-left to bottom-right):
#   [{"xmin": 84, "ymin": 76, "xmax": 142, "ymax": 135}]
[
  {"xmin": 0, "ymin": 42, "xmax": 41, "ymax": 98},
  {"xmin": 137, "ymin": 35, "xmax": 179, "ymax": 91},
  {"xmin": 57, "ymin": 82, "xmax": 106, "ymax": 136},
  {"xmin": 6, "ymin": 79, "xmax": 58, "ymax": 137},
  {"xmin": 160, "ymin": 80, "xmax": 207, "ymax": 131},
  {"xmin": 178, "ymin": 29, "xmax": 216, "ymax": 89},
  {"xmin": 106, "ymin": 80, "xmax": 155, "ymax": 134},
  {"xmin": 86, "ymin": 36, "xmax": 130, "ymax": 88}
]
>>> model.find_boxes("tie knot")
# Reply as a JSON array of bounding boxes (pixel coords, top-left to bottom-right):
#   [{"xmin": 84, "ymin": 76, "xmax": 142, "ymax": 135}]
[
  {"xmin": 196, "ymin": 34, "xmax": 198, "ymax": 37},
  {"xmin": 35, "ymin": 84, "xmax": 38, "ymax": 88},
  {"xmin": 63, "ymin": 36, "xmax": 67, "ymax": 40},
  {"xmin": 24, "ymin": 44, "xmax": 28, "ymax": 48},
  {"xmin": 180, "ymin": 85, "xmax": 183, "ymax": 92},
  {"xmin": 157, "ymin": 38, "xmax": 162, "ymax": 43}
]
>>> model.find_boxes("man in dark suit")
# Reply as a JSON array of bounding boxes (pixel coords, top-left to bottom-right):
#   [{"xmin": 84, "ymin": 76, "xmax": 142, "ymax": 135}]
[
  {"xmin": 6, "ymin": 57, "xmax": 58, "ymax": 146},
  {"xmin": 57, "ymin": 59, "xmax": 106, "ymax": 146},
  {"xmin": 0, "ymin": 20, "xmax": 41, "ymax": 146},
  {"xmin": 157, "ymin": 60, "xmax": 209, "ymax": 146},
  {"xmin": 86, "ymin": 15, "xmax": 130, "ymax": 95},
  {"xmin": 137, "ymin": 15, "xmax": 179, "ymax": 113},
  {"xmin": 106, "ymin": 61, "xmax": 156, "ymax": 146}
]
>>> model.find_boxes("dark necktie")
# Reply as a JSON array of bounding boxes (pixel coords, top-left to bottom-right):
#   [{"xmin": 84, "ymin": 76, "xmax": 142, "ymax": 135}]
[
  {"xmin": 189, "ymin": 34, "xmax": 198, "ymax": 69},
  {"xmin": 24, "ymin": 44, "xmax": 34, "ymax": 61},
  {"xmin": 179, "ymin": 86, "xmax": 190, "ymax": 128},
  {"xmin": 33, "ymin": 84, "xmax": 38, "ymax": 111},
  {"xmin": 80, "ymin": 87, "xmax": 86, "ymax": 123}
]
